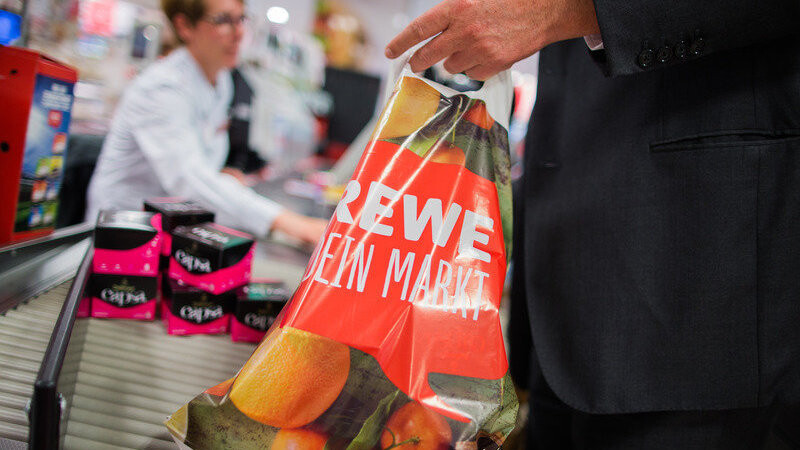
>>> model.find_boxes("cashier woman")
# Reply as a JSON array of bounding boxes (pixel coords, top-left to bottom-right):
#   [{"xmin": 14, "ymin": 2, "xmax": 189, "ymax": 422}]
[{"xmin": 85, "ymin": 0, "xmax": 328, "ymax": 243}]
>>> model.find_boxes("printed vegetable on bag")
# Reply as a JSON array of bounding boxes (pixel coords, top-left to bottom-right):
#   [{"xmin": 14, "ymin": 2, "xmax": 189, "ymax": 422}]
[{"xmin": 166, "ymin": 57, "xmax": 518, "ymax": 449}]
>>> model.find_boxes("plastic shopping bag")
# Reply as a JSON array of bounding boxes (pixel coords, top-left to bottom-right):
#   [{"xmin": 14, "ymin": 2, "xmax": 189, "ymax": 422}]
[{"xmin": 166, "ymin": 59, "xmax": 518, "ymax": 449}]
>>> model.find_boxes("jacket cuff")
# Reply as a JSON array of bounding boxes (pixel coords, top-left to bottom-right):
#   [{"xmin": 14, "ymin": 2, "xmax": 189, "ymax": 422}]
[
  {"xmin": 590, "ymin": 0, "xmax": 800, "ymax": 76},
  {"xmin": 590, "ymin": 0, "xmax": 710, "ymax": 76}
]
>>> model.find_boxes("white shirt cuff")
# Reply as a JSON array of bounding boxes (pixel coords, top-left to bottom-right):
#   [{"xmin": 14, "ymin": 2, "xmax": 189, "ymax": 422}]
[{"xmin": 584, "ymin": 34, "xmax": 604, "ymax": 51}]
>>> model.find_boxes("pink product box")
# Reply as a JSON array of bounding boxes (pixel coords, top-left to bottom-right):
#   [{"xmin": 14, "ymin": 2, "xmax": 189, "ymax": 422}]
[
  {"xmin": 231, "ymin": 280, "xmax": 289, "ymax": 343},
  {"xmin": 92, "ymin": 210, "xmax": 162, "ymax": 277},
  {"xmin": 168, "ymin": 223, "xmax": 254, "ymax": 294},
  {"xmin": 143, "ymin": 198, "xmax": 215, "ymax": 263},
  {"xmin": 76, "ymin": 296, "xmax": 91, "ymax": 318},
  {"xmin": 161, "ymin": 279, "xmax": 234, "ymax": 335},
  {"xmin": 88, "ymin": 273, "xmax": 158, "ymax": 320}
]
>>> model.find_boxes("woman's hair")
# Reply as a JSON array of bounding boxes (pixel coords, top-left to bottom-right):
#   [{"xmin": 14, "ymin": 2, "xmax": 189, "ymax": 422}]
[
  {"xmin": 161, "ymin": 0, "xmax": 207, "ymax": 27},
  {"xmin": 161, "ymin": 0, "xmax": 243, "ymax": 43}
]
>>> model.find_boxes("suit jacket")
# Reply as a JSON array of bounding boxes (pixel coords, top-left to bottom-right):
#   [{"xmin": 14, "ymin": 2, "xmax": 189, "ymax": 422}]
[{"xmin": 518, "ymin": 1, "xmax": 800, "ymax": 414}]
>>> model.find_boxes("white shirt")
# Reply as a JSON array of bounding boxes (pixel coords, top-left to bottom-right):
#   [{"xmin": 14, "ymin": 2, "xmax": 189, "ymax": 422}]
[
  {"xmin": 584, "ymin": 34, "xmax": 604, "ymax": 51},
  {"xmin": 86, "ymin": 48, "xmax": 283, "ymax": 238}
]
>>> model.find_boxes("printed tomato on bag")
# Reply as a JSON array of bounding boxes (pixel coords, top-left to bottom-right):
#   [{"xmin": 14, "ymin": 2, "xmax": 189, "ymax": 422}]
[{"xmin": 166, "ymin": 61, "xmax": 518, "ymax": 449}]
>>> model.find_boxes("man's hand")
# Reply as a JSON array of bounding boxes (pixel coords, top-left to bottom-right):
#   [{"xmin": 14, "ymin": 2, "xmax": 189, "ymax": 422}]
[{"xmin": 385, "ymin": 0, "xmax": 600, "ymax": 80}]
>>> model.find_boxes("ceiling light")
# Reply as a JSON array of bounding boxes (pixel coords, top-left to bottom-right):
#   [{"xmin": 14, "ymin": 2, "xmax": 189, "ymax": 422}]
[{"xmin": 266, "ymin": 6, "xmax": 289, "ymax": 24}]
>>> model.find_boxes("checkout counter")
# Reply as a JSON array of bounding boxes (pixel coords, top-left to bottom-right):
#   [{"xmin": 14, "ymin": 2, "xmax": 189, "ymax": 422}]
[{"xmin": 0, "ymin": 181, "xmax": 333, "ymax": 449}]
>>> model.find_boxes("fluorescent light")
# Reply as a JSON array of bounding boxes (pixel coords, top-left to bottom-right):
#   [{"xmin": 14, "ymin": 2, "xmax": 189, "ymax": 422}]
[{"xmin": 266, "ymin": 6, "xmax": 289, "ymax": 24}]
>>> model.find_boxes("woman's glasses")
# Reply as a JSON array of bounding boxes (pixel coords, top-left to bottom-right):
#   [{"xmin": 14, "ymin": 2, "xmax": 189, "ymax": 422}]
[{"xmin": 201, "ymin": 13, "xmax": 248, "ymax": 30}]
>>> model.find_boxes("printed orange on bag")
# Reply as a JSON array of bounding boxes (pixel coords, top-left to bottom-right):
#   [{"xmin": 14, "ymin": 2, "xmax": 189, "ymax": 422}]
[{"xmin": 229, "ymin": 327, "xmax": 350, "ymax": 428}]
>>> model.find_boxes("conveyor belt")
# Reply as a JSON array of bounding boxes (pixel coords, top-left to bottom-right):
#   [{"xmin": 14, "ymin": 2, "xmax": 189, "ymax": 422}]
[
  {"xmin": 0, "ymin": 282, "xmax": 69, "ymax": 443},
  {"xmin": 0, "ymin": 224, "xmax": 314, "ymax": 449},
  {"xmin": 0, "ymin": 281, "xmax": 257, "ymax": 449}
]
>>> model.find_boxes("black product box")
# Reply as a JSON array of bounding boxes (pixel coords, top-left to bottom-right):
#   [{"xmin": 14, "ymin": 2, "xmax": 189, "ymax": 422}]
[
  {"xmin": 168, "ymin": 223, "xmax": 254, "ymax": 294},
  {"xmin": 88, "ymin": 273, "xmax": 158, "ymax": 320},
  {"xmin": 231, "ymin": 280, "xmax": 289, "ymax": 342},
  {"xmin": 143, "ymin": 198, "xmax": 215, "ymax": 269},
  {"xmin": 93, "ymin": 210, "xmax": 161, "ymax": 276},
  {"xmin": 161, "ymin": 279, "xmax": 235, "ymax": 335},
  {"xmin": 143, "ymin": 198, "xmax": 215, "ymax": 232}
]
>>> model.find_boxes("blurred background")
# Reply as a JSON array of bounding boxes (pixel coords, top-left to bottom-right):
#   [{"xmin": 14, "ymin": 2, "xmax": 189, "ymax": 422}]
[{"xmin": 1, "ymin": 0, "xmax": 538, "ymax": 159}]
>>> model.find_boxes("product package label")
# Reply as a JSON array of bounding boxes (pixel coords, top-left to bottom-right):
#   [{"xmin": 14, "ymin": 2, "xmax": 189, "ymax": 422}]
[
  {"xmin": 89, "ymin": 273, "xmax": 158, "ymax": 320},
  {"xmin": 235, "ymin": 299, "xmax": 285, "ymax": 332},
  {"xmin": 15, "ymin": 74, "xmax": 73, "ymax": 232},
  {"xmin": 170, "ymin": 291, "xmax": 233, "ymax": 325},
  {"xmin": 169, "ymin": 224, "xmax": 254, "ymax": 294}
]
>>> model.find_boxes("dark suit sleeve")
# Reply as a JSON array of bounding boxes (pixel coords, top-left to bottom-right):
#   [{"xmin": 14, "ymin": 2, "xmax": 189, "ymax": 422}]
[{"xmin": 591, "ymin": 0, "xmax": 800, "ymax": 76}]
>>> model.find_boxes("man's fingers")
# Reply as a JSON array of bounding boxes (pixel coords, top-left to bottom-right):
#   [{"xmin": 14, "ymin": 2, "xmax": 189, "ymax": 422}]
[
  {"xmin": 465, "ymin": 65, "xmax": 499, "ymax": 82},
  {"xmin": 442, "ymin": 51, "xmax": 474, "ymax": 76},
  {"xmin": 459, "ymin": 64, "xmax": 481, "ymax": 80},
  {"xmin": 408, "ymin": 30, "xmax": 459, "ymax": 73},
  {"xmin": 385, "ymin": 2, "xmax": 451, "ymax": 59}
]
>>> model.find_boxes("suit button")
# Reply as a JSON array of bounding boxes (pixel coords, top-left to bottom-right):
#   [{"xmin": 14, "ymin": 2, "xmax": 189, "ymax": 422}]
[
  {"xmin": 657, "ymin": 46, "xmax": 672, "ymax": 63},
  {"xmin": 637, "ymin": 48, "xmax": 655, "ymax": 68},
  {"xmin": 674, "ymin": 40, "xmax": 688, "ymax": 59},
  {"xmin": 690, "ymin": 37, "xmax": 705, "ymax": 56}
]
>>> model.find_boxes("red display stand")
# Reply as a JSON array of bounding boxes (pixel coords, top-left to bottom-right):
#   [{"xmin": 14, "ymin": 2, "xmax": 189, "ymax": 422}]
[{"xmin": 0, "ymin": 46, "xmax": 78, "ymax": 245}]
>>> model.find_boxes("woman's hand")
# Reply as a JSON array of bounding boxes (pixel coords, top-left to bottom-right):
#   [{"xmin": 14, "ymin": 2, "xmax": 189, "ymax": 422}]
[
  {"xmin": 271, "ymin": 210, "xmax": 328, "ymax": 245},
  {"xmin": 221, "ymin": 167, "xmax": 252, "ymax": 186}
]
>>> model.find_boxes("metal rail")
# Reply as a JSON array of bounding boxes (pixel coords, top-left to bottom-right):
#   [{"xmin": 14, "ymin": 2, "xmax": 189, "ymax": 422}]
[
  {"xmin": 0, "ymin": 223, "xmax": 93, "ymax": 315},
  {"xmin": 28, "ymin": 240, "xmax": 92, "ymax": 450}
]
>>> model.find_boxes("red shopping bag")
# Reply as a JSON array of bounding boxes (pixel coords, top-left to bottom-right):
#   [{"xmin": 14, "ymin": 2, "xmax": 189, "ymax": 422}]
[{"xmin": 167, "ymin": 61, "xmax": 518, "ymax": 449}]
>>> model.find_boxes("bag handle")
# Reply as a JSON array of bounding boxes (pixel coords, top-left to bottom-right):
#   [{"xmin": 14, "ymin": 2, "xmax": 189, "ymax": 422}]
[{"xmin": 382, "ymin": 46, "xmax": 514, "ymax": 130}]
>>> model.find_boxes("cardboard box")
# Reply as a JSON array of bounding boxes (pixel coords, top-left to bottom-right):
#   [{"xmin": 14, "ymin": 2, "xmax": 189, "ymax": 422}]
[
  {"xmin": 0, "ymin": 46, "xmax": 77, "ymax": 245},
  {"xmin": 143, "ymin": 198, "xmax": 215, "ymax": 268},
  {"xmin": 231, "ymin": 279, "xmax": 289, "ymax": 343},
  {"xmin": 89, "ymin": 273, "xmax": 158, "ymax": 320},
  {"xmin": 93, "ymin": 210, "xmax": 162, "ymax": 277},
  {"xmin": 168, "ymin": 223, "xmax": 254, "ymax": 294},
  {"xmin": 161, "ymin": 279, "xmax": 234, "ymax": 335}
]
